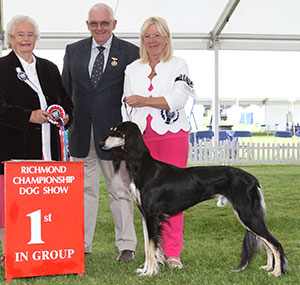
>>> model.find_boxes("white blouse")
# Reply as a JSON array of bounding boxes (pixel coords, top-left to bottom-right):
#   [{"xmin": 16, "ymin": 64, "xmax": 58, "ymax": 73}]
[
  {"xmin": 122, "ymin": 56, "xmax": 195, "ymax": 134},
  {"xmin": 17, "ymin": 54, "xmax": 52, "ymax": 160}
]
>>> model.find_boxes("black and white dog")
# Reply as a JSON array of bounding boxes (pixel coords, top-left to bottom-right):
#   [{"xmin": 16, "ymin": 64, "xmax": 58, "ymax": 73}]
[{"xmin": 99, "ymin": 121, "xmax": 288, "ymax": 277}]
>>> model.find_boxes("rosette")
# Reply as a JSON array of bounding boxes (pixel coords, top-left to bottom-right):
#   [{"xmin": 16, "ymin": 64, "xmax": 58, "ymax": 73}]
[{"xmin": 46, "ymin": 105, "xmax": 69, "ymax": 161}]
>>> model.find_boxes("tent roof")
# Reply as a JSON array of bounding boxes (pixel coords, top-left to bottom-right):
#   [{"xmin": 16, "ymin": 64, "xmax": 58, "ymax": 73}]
[{"xmin": 1, "ymin": 0, "xmax": 300, "ymax": 51}]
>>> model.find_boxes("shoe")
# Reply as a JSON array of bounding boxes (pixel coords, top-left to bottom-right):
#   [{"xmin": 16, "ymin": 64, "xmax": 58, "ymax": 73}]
[
  {"xmin": 117, "ymin": 250, "xmax": 135, "ymax": 262},
  {"xmin": 1, "ymin": 255, "xmax": 4, "ymax": 268},
  {"xmin": 167, "ymin": 256, "xmax": 183, "ymax": 269}
]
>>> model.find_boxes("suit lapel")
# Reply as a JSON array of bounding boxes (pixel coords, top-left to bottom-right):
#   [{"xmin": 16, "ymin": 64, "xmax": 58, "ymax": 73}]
[
  {"xmin": 104, "ymin": 35, "xmax": 121, "ymax": 76},
  {"xmin": 9, "ymin": 52, "xmax": 38, "ymax": 94},
  {"xmin": 95, "ymin": 35, "xmax": 121, "ymax": 88},
  {"xmin": 82, "ymin": 38, "xmax": 93, "ymax": 82}
]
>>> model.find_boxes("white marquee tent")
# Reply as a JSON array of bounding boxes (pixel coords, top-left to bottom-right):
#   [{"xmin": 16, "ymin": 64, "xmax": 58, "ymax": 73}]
[
  {"xmin": 1, "ymin": 0, "xmax": 300, "ymax": 134},
  {"xmin": 1, "ymin": 0, "xmax": 300, "ymax": 50}
]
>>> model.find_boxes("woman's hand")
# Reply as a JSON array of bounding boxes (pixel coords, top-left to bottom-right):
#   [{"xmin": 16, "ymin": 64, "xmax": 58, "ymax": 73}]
[
  {"xmin": 124, "ymin": 95, "xmax": 146, "ymax": 108},
  {"xmin": 62, "ymin": 114, "xmax": 69, "ymax": 125},
  {"xmin": 124, "ymin": 95, "xmax": 170, "ymax": 110},
  {"xmin": 29, "ymin": 109, "xmax": 49, "ymax": 124}
]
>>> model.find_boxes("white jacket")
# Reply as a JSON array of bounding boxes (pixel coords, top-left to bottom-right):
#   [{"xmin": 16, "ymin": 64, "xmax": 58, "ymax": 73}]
[{"xmin": 121, "ymin": 56, "xmax": 195, "ymax": 134}]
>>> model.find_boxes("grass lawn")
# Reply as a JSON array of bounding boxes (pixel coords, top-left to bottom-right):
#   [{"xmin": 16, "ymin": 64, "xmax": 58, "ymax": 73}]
[{"xmin": 0, "ymin": 164, "xmax": 299, "ymax": 284}]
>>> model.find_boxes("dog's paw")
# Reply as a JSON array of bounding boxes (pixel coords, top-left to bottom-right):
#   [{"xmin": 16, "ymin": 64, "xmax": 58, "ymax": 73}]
[
  {"xmin": 136, "ymin": 263, "xmax": 159, "ymax": 276},
  {"xmin": 268, "ymin": 270, "xmax": 282, "ymax": 277},
  {"xmin": 139, "ymin": 268, "xmax": 158, "ymax": 276},
  {"xmin": 136, "ymin": 267, "xmax": 147, "ymax": 274},
  {"xmin": 260, "ymin": 265, "xmax": 273, "ymax": 271}
]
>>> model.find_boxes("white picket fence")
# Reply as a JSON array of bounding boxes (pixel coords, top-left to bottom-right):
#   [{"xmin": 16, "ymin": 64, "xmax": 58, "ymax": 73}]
[{"xmin": 188, "ymin": 140, "xmax": 300, "ymax": 165}]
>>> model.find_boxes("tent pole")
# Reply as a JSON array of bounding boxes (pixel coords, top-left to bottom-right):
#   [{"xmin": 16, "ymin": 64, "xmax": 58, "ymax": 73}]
[
  {"xmin": 209, "ymin": 0, "xmax": 241, "ymax": 48},
  {"xmin": 213, "ymin": 42, "xmax": 220, "ymax": 142}
]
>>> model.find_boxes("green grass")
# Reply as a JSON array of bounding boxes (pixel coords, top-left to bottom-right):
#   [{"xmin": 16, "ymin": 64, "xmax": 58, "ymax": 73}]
[
  {"xmin": 1, "ymin": 165, "xmax": 300, "ymax": 284},
  {"xmin": 244, "ymin": 134, "xmax": 298, "ymax": 145}
]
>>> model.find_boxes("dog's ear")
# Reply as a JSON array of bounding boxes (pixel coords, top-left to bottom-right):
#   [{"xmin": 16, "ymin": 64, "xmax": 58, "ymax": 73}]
[
  {"xmin": 111, "ymin": 147, "xmax": 125, "ymax": 173},
  {"xmin": 124, "ymin": 123, "xmax": 149, "ymax": 158}
]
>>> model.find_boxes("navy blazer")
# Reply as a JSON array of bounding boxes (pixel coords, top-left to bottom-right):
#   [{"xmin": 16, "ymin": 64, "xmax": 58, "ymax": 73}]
[
  {"xmin": 0, "ymin": 51, "xmax": 74, "ymax": 174},
  {"xmin": 62, "ymin": 35, "xmax": 139, "ymax": 160}
]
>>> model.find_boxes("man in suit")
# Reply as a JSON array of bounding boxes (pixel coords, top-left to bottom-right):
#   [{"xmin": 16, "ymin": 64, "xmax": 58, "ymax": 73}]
[{"xmin": 62, "ymin": 3, "xmax": 138, "ymax": 261}]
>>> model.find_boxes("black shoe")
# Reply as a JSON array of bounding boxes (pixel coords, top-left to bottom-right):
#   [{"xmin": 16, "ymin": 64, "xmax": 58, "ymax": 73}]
[{"xmin": 117, "ymin": 250, "xmax": 135, "ymax": 262}]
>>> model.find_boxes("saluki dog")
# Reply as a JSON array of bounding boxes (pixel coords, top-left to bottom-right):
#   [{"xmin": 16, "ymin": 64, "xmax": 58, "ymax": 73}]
[{"xmin": 99, "ymin": 121, "xmax": 288, "ymax": 277}]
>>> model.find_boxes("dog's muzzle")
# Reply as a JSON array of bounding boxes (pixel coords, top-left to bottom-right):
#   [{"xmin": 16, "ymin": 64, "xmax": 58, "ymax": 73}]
[{"xmin": 99, "ymin": 136, "xmax": 125, "ymax": 150}]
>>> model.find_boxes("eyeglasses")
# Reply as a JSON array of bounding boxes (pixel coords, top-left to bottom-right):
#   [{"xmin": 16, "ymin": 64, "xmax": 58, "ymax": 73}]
[
  {"xmin": 15, "ymin": 32, "xmax": 36, "ymax": 39},
  {"xmin": 88, "ymin": 21, "xmax": 111, "ymax": 28}
]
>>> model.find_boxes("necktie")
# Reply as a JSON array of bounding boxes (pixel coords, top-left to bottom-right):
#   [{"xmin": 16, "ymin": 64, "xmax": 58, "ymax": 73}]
[{"xmin": 91, "ymin": 46, "xmax": 105, "ymax": 89}]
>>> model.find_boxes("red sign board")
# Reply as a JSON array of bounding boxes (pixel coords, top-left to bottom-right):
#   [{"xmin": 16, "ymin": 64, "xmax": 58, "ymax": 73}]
[{"xmin": 4, "ymin": 161, "xmax": 85, "ymax": 282}]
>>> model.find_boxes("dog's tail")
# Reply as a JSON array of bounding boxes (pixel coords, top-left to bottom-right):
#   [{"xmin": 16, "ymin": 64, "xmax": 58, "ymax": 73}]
[{"xmin": 235, "ymin": 230, "xmax": 262, "ymax": 272}]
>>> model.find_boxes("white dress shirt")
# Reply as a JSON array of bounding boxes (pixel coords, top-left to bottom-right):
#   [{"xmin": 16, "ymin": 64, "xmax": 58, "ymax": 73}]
[{"xmin": 88, "ymin": 35, "xmax": 113, "ymax": 77}]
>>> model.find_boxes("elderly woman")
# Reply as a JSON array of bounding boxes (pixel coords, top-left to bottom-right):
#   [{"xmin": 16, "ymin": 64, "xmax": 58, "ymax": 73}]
[
  {"xmin": 0, "ymin": 15, "xmax": 73, "ymax": 266},
  {"xmin": 122, "ymin": 17, "xmax": 195, "ymax": 269}
]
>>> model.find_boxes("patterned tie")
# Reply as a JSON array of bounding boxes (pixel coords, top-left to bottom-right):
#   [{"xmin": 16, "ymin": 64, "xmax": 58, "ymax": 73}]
[{"xmin": 91, "ymin": 46, "xmax": 105, "ymax": 89}]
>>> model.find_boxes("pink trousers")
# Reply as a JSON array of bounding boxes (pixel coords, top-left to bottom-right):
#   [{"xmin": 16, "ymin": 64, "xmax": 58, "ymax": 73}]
[{"xmin": 143, "ymin": 131, "xmax": 189, "ymax": 258}]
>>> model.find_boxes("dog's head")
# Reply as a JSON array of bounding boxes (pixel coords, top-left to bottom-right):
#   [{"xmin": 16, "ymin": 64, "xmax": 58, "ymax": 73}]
[
  {"xmin": 99, "ymin": 121, "xmax": 142, "ymax": 150},
  {"xmin": 99, "ymin": 125, "xmax": 126, "ymax": 151},
  {"xmin": 99, "ymin": 121, "xmax": 148, "ymax": 172}
]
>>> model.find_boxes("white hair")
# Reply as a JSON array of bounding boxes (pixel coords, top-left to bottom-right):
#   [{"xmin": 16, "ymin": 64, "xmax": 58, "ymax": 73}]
[
  {"xmin": 88, "ymin": 3, "xmax": 115, "ymax": 21},
  {"xmin": 5, "ymin": 15, "xmax": 40, "ymax": 48}
]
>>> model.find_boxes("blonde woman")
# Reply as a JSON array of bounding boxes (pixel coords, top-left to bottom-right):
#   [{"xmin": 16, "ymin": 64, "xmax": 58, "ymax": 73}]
[{"xmin": 122, "ymin": 17, "xmax": 194, "ymax": 268}]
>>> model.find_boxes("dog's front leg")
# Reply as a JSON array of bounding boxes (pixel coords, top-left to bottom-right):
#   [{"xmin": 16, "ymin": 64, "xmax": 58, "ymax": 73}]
[
  {"xmin": 136, "ymin": 216, "xmax": 149, "ymax": 274},
  {"xmin": 136, "ymin": 217, "xmax": 159, "ymax": 276},
  {"xmin": 141, "ymin": 240, "xmax": 158, "ymax": 276}
]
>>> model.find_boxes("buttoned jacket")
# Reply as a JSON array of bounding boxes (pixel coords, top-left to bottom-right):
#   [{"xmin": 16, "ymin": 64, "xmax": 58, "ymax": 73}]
[{"xmin": 62, "ymin": 35, "xmax": 139, "ymax": 159}]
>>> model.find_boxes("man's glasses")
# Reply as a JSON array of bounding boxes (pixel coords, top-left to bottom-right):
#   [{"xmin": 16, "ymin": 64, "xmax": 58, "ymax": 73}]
[{"xmin": 88, "ymin": 21, "xmax": 111, "ymax": 28}]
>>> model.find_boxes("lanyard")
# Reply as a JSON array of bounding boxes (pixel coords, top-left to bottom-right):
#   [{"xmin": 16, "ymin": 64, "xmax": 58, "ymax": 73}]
[{"xmin": 15, "ymin": 67, "xmax": 40, "ymax": 94}]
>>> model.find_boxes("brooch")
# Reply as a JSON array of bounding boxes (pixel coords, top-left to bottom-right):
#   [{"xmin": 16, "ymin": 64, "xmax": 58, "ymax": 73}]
[
  {"xmin": 111, "ymin": 57, "xmax": 118, "ymax": 66},
  {"xmin": 16, "ymin": 67, "xmax": 28, "ymax": 81}
]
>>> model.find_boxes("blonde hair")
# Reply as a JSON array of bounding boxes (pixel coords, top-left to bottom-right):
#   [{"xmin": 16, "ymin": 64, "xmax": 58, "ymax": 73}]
[
  {"xmin": 5, "ymin": 15, "xmax": 40, "ymax": 48},
  {"xmin": 139, "ymin": 17, "xmax": 173, "ymax": 64}
]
